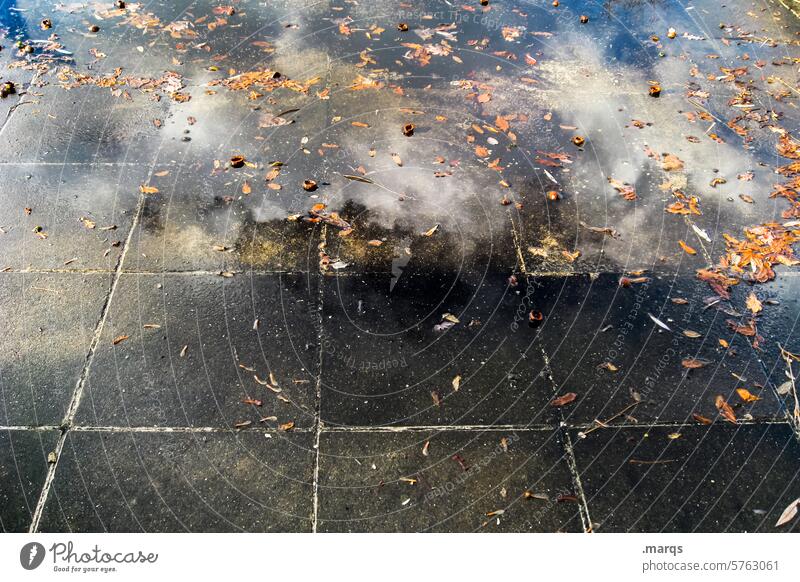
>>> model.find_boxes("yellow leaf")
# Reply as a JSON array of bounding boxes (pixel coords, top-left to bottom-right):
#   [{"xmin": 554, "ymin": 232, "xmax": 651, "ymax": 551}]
[
  {"xmin": 736, "ymin": 388, "xmax": 761, "ymax": 403},
  {"xmin": 746, "ymin": 292, "xmax": 762, "ymax": 314}
]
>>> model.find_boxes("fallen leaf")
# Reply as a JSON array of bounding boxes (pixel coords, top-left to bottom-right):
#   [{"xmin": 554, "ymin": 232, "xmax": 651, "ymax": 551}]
[
  {"xmin": 775, "ymin": 498, "xmax": 800, "ymax": 527},
  {"xmin": 551, "ymin": 392, "xmax": 577, "ymax": 407},
  {"xmin": 746, "ymin": 292, "xmax": 762, "ymax": 314},
  {"xmin": 682, "ymin": 358, "xmax": 710, "ymax": 369},
  {"xmin": 715, "ymin": 394, "xmax": 737, "ymax": 424},
  {"xmin": 736, "ymin": 388, "xmax": 761, "ymax": 403}
]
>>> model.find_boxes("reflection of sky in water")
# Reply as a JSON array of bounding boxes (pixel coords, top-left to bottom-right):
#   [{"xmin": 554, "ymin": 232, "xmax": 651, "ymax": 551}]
[{"xmin": 0, "ymin": 0, "xmax": 797, "ymax": 271}]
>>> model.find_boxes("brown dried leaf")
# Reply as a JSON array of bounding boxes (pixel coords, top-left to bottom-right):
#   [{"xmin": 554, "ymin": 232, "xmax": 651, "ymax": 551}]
[{"xmin": 551, "ymin": 392, "xmax": 577, "ymax": 407}]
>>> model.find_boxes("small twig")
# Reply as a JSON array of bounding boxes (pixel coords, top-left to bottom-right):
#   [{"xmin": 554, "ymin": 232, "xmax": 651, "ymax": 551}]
[
  {"xmin": 779, "ymin": 344, "xmax": 800, "ymax": 424},
  {"xmin": 580, "ymin": 401, "xmax": 640, "ymax": 437}
]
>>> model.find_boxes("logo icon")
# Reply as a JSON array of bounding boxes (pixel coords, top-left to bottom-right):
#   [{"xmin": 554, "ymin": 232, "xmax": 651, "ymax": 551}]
[{"xmin": 20, "ymin": 542, "xmax": 46, "ymax": 570}]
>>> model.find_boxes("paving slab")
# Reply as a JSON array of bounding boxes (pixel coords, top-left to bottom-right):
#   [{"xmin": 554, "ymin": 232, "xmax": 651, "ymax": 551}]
[
  {"xmin": 572, "ymin": 423, "xmax": 800, "ymax": 533},
  {"xmin": 533, "ymin": 273, "xmax": 786, "ymax": 427},
  {"xmin": 38, "ymin": 429, "xmax": 315, "ymax": 532},
  {"xmin": 320, "ymin": 272, "xmax": 558, "ymax": 427},
  {"xmin": 317, "ymin": 428, "xmax": 583, "ymax": 532},
  {"xmin": 0, "ymin": 163, "xmax": 148, "ymax": 271},
  {"xmin": 0, "ymin": 429, "xmax": 59, "ymax": 532},
  {"xmin": 0, "ymin": 272, "xmax": 111, "ymax": 427},
  {"xmin": 75, "ymin": 273, "xmax": 320, "ymax": 429}
]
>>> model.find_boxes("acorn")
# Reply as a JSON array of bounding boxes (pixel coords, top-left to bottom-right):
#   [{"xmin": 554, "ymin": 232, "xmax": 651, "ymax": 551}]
[
  {"xmin": 572, "ymin": 135, "xmax": 585, "ymax": 147},
  {"xmin": 649, "ymin": 83, "xmax": 661, "ymax": 98},
  {"xmin": 41, "ymin": 19, "xmax": 52, "ymax": 30},
  {"xmin": 667, "ymin": 27, "xmax": 677, "ymax": 39},
  {"xmin": 546, "ymin": 190, "xmax": 560, "ymax": 201},
  {"xmin": 580, "ymin": 15, "xmax": 589, "ymax": 23},
  {"xmin": 402, "ymin": 123, "xmax": 415, "ymax": 136},
  {"xmin": 302, "ymin": 179, "xmax": 318, "ymax": 192},
  {"xmin": 89, "ymin": 24, "xmax": 100, "ymax": 33},
  {"xmin": 528, "ymin": 310, "xmax": 544, "ymax": 324},
  {"xmin": 114, "ymin": 1, "xmax": 126, "ymax": 8},
  {"xmin": 552, "ymin": 0, "xmax": 559, "ymax": 6},
  {"xmin": 397, "ymin": 23, "xmax": 409, "ymax": 31},
  {"xmin": 230, "ymin": 155, "xmax": 245, "ymax": 168},
  {"xmin": 0, "ymin": 81, "xmax": 16, "ymax": 98}
]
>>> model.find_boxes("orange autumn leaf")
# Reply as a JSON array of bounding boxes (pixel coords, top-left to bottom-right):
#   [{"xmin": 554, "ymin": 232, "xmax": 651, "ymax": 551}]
[{"xmin": 736, "ymin": 388, "xmax": 761, "ymax": 403}]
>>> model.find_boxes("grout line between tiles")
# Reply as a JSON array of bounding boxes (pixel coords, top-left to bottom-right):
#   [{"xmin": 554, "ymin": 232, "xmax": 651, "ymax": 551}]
[
  {"xmin": 561, "ymin": 427, "xmax": 594, "ymax": 533},
  {"xmin": 311, "ymin": 226, "xmax": 326, "ymax": 534},
  {"xmin": 533, "ymin": 324, "xmax": 594, "ymax": 533},
  {"xmin": 2, "ymin": 419, "xmax": 792, "ymax": 436},
  {"xmin": 26, "ymin": 177, "xmax": 149, "ymax": 533},
  {"xmin": 4, "ymin": 268, "xmax": 800, "ymax": 278},
  {"xmin": 311, "ymin": 54, "xmax": 334, "ymax": 533}
]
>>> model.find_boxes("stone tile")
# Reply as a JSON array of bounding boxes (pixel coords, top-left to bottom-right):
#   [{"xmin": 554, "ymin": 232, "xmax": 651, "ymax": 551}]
[
  {"xmin": 0, "ymin": 163, "xmax": 147, "ymax": 270},
  {"xmin": 122, "ymin": 150, "xmax": 325, "ymax": 273},
  {"xmin": 734, "ymin": 275, "xmax": 800, "ymax": 413},
  {"xmin": 75, "ymin": 273, "xmax": 320, "ymax": 429},
  {"xmin": 320, "ymin": 272, "xmax": 559, "ymax": 427},
  {"xmin": 533, "ymin": 273, "xmax": 784, "ymax": 426},
  {"xmin": 317, "ymin": 429, "xmax": 583, "ymax": 532},
  {"xmin": 0, "ymin": 429, "xmax": 59, "ymax": 533},
  {"xmin": 39, "ymin": 430, "xmax": 314, "ymax": 532},
  {"xmin": 572, "ymin": 424, "xmax": 800, "ymax": 532},
  {"xmin": 0, "ymin": 272, "xmax": 111, "ymax": 426}
]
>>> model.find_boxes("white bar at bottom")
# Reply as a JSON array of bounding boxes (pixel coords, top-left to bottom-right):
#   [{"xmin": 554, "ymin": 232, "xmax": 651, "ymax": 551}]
[{"xmin": 1, "ymin": 533, "xmax": 796, "ymax": 580}]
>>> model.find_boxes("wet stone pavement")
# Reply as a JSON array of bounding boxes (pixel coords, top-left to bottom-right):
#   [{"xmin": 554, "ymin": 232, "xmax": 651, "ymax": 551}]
[{"xmin": 1, "ymin": 0, "xmax": 800, "ymax": 533}]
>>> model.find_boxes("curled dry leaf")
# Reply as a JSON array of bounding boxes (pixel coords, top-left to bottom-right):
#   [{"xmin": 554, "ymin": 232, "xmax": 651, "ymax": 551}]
[
  {"xmin": 678, "ymin": 240, "xmax": 696, "ymax": 255},
  {"xmin": 715, "ymin": 394, "xmax": 737, "ymax": 424},
  {"xmin": 422, "ymin": 224, "xmax": 439, "ymax": 237}
]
